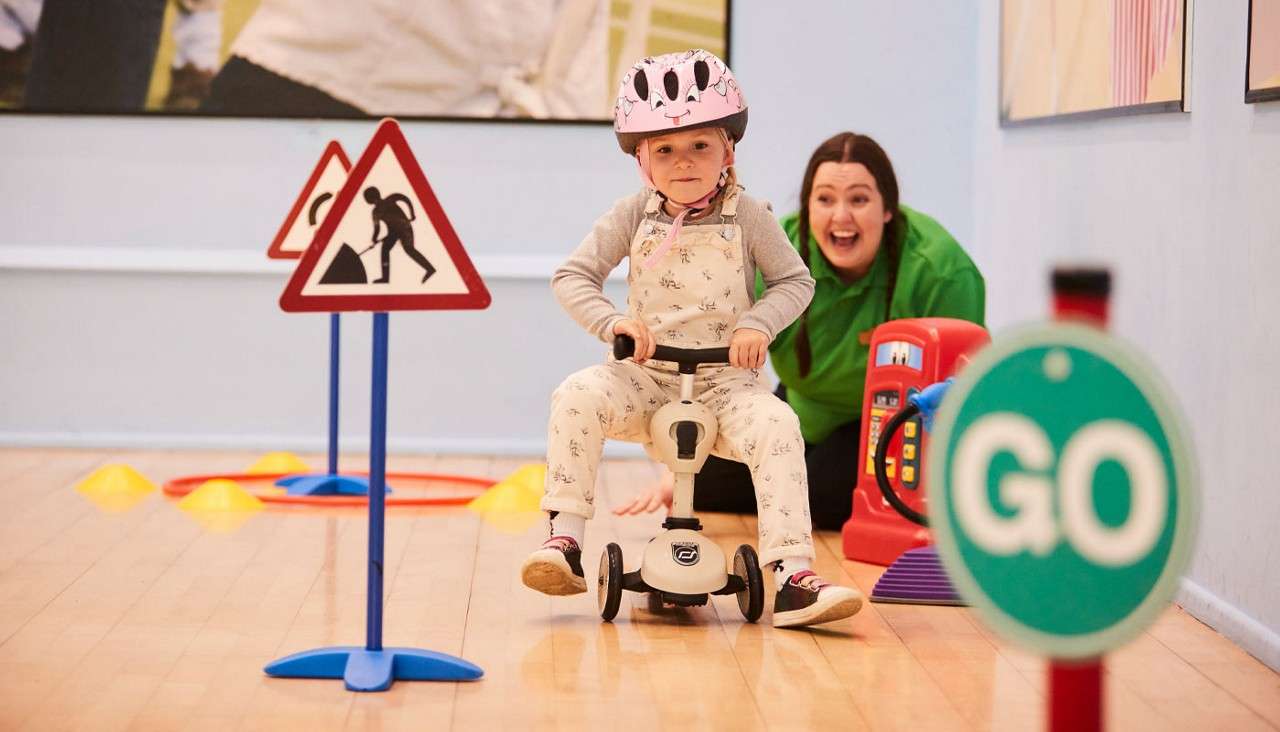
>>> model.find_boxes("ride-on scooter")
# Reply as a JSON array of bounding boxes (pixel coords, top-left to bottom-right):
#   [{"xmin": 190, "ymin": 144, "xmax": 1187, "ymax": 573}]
[{"xmin": 598, "ymin": 335, "xmax": 766, "ymax": 623}]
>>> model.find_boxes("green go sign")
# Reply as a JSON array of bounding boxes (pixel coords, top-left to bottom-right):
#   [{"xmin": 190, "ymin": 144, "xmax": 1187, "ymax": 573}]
[{"xmin": 929, "ymin": 324, "xmax": 1197, "ymax": 659}]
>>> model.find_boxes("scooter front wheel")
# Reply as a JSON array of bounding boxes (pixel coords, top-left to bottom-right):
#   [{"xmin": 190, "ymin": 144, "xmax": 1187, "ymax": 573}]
[
  {"xmin": 598, "ymin": 543, "xmax": 624, "ymax": 622},
  {"xmin": 732, "ymin": 544, "xmax": 764, "ymax": 623}
]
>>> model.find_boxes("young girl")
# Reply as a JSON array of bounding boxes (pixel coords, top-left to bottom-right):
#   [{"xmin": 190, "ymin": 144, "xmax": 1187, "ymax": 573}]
[{"xmin": 521, "ymin": 50, "xmax": 863, "ymax": 628}]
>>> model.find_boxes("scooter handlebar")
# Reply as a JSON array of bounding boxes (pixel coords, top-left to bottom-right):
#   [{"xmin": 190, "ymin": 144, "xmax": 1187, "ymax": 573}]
[{"xmin": 613, "ymin": 335, "xmax": 731, "ymax": 367}]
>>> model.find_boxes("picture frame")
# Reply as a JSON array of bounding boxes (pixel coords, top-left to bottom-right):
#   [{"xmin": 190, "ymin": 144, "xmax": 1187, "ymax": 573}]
[
  {"xmin": 1247, "ymin": 0, "xmax": 1280, "ymax": 103},
  {"xmin": 0, "ymin": 0, "xmax": 732, "ymax": 123},
  {"xmin": 1000, "ymin": 0, "xmax": 1192, "ymax": 126}
]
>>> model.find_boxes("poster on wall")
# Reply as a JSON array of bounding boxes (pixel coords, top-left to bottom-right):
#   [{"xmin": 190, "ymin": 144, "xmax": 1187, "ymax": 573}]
[
  {"xmin": 1000, "ymin": 0, "xmax": 1190, "ymax": 125},
  {"xmin": 1248, "ymin": 0, "xmax": 1280, "ymax": 102},
  {"xmin": 0, "ymin": 0, "xmax": 730, "ymax": 121}
]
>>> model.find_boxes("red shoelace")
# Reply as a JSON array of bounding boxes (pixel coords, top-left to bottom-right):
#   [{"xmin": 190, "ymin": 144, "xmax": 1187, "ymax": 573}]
[
  {"xmin": 541, "ymin": 535, "xmax": 580, "ymax": 552},
  {"xmin": 786, "ymin": 570, "xmax": 829, "ymax": 591}
]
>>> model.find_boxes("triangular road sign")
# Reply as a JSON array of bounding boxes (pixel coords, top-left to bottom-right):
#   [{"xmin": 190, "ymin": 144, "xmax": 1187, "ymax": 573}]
[
  {"xmin": 280, "ymin": 119, "xmax": 491, "ymax": 312},
  {"xmin": 267, "ymin": 140, "xmax": 352, "ymax": 260}
]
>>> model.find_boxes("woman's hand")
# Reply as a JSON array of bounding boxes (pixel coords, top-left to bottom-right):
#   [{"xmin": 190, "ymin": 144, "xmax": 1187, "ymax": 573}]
[
  {"xmin": 729, "ymin": 328, "xmax": 770, "ymax": 368},
  {"xmin": 612, "ymin": 470, "xmax": 674, "ymax": 515},
  {"xmin": 613, "ymin": 318, "xmax": 657, "ymax": 363}
]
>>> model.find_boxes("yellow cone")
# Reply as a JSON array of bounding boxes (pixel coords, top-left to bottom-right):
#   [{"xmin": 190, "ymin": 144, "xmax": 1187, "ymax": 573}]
[
  {"xmin": 178, "ymin": 479, "xmax": 265, "ymax": 512},
  {"xmin": 468, "ymin": 463, "xmax": 544, "ymax": 513},
  {"xmin": 246, "ymin": 452, "xmax": 311, "ymax": 474},
  {"xmin": 177, "ymin": 479, "xmax": 264, "ymax": 534},
  {"xmin": 75, "ymin": 464, "xmax": 156, "ymax": 513},
  {"xmin": 467, "ymin": 463, "xmax": 545, "ymax": 534}
]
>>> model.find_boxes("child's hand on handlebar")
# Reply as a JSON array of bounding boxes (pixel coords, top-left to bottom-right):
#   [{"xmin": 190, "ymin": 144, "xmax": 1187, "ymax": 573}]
[
  {"xmin": 729, "ymin": 328, "xmax": 770, "ymax": 368},
  {"xmin": 613, "ymin": 319, "xmax": 657, "ymax": 363}
]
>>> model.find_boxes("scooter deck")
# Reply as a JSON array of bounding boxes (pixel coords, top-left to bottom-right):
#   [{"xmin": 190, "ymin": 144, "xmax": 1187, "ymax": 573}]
[{"xmin": 620, "ymin": 570, "xmax": 745, "ymax": 606}]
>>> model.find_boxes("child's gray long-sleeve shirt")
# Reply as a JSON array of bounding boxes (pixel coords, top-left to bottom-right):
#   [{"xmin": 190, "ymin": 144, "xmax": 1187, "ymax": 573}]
[{"xmin": 552, "ymin": 189, "xmax": 815, "ymax": 343}]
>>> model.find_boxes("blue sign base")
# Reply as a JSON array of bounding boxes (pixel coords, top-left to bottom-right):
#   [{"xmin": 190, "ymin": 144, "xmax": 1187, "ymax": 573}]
[
  {"xmin": 265, "ymin": 646, "xmax": 483, "ymax": 692},
  {"xmin": 265, "ymin": 314, "xmax": 485, "ymax": 693},
  {"xmin": 276, "ymin": 474, "xmax": 392, "ymax": 496}
]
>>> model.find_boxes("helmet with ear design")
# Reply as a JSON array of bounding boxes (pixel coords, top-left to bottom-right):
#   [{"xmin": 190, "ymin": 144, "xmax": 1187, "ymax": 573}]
[{"xmin": 613, "ymin": 49, "xmax": 747, "ymax": 155}]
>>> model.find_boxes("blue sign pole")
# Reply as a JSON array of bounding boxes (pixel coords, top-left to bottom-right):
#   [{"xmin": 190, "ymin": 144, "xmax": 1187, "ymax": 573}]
[
  {"xmin": 277, "ymin": 312, "xmax": 378, "ymax": 496},
  {"xmin": 263, "ymin": 312, "xmax": 483, "ymax": 691},
  {"xmin": 366, "ymin": 311, "xmax": 388, "ymax": 651},
  {"xmin": 329, "ymin": 313, "xmax": 341, "ymax": 476}
]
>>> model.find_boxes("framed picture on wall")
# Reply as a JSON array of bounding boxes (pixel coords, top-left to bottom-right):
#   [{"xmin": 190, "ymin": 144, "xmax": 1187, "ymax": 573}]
[
  {"xmin": 0, "ymin": 0, "xmax": 731, "ymax": 122},
  {"xmin": 1000, "ymin": 0, "xmax": 1191, "ymax": 125},
  {"xmin": 1248, "ymin": 0, "xmax": 1280, "ymax": 102}
]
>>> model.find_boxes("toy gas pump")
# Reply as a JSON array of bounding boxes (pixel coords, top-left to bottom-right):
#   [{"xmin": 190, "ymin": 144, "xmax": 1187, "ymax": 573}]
[{"xmin": 841, "ymin": 318, "xmax": 989, "ymax": 566}]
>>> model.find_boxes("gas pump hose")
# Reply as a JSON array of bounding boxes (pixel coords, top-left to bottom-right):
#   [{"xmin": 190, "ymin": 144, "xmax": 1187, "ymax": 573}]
[{"xmin": 873, "ymin": 404, "xmax": 928, "ymax": 527}]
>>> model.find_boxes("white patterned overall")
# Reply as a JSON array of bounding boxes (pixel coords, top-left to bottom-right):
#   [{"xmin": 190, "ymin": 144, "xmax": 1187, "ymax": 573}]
[{"xmin": 542, "ymin": 188, "xmax": 815, "ymax": 567}]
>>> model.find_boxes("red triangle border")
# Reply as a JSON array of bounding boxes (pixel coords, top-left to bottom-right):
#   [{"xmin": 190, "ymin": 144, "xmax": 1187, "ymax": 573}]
[
  {"xmin": 266, "ymin": 140, "xmax": 352, "ymax": 260},
  {"xmin": 279, "ymin": 119, "xmax": 492, "ymax": 312}
]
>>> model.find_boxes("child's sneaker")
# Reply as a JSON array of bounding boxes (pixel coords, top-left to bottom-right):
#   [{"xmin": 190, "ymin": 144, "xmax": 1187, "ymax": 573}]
[
  {"xmin": 521, "ymin": 535, "xmax": 587, "ymax": 595},
  {"xmin": 772, "ymin": 570, "xmax": 863, "ymax": 628}
]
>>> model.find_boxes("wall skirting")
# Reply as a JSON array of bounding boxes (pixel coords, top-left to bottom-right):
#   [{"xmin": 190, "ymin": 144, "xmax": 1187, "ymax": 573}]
[{"xmin": 1178, "ymin": 578, "xmax": 1280, "ymax": 672}]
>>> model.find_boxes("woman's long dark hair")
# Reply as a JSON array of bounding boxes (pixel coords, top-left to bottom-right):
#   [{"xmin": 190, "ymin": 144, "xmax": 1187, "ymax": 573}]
[{"xmin": 795, "ymin": 132, "xmax": 903, "ymax": 377}]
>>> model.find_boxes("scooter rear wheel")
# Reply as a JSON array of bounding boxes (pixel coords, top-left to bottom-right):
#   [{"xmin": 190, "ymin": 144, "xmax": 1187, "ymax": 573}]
[
  {"xmin": 598, "ymin": 543, "xmax": 624, "ymax": 622},
  {"xmin": 732, "ymin": 544, "xmax": 764, "ymax": 622}
]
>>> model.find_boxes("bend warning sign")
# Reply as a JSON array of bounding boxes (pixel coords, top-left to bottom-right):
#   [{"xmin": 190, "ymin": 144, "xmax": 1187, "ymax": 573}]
[
  {"xmin": 279, "ymin": 119, "xmax": 491, "ymax": 313},
  {"xmin": 267, "ymin": 140, "xmax": 351, "ymax": 260}
]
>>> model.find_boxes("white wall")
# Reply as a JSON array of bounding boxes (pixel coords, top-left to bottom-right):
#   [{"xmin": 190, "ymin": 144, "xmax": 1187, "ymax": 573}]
[
  {"xmin": 0, "ymin": 1, "xmax": 978, "ymax": 455},
  {"xmin": 730, "ymin": 3, "xmax": 978, "ymax": 244},
  {"xmin": 972, "ymin": 0, "xmax": 1280, "ymax": 668},
  {"xmin": 0, "ymin": 115, "xmax": 635, "ymax": 454}
]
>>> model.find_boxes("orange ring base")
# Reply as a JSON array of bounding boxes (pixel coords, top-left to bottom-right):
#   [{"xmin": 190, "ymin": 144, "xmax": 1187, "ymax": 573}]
[{"xmin": 162, "ymin": 471, "xmax": 493, "ymax": 507}]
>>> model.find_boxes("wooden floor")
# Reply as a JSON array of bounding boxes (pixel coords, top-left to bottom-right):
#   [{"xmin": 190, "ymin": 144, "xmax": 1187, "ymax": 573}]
[{"xmin": 0, "ymin": 448, "xmax": 1276, "ymax": 731}]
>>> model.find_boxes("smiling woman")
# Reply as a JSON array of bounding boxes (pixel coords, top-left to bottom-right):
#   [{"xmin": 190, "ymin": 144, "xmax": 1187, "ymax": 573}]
[
  {"xmin": 805, "ymin": 157, "xmax": 895, "ymax": 282},
  {"xmin": 726, "ymin": 132, "xmax": 985, "ymax": 527},
  {"xmin": 622, "ymin": 132, "xmax": 988, "ymax": 529}
]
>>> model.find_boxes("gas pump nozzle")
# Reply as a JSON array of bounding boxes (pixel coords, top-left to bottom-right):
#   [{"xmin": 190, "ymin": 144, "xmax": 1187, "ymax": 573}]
[{"xmin": 907, "ymin": 378, "xmax": 955, "ymax": 434}]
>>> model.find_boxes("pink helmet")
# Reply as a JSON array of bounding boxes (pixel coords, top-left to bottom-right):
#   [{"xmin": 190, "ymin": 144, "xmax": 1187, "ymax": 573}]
[{"xmin": 613, "ymin": 49, "xmax": 747, "ymax": 155}]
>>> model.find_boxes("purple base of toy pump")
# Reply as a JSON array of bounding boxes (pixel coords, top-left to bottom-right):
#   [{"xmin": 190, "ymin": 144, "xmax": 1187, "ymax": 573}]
[{"xmin": 870, "ymin": 546, "xmax": 965, "ymax": 606}]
